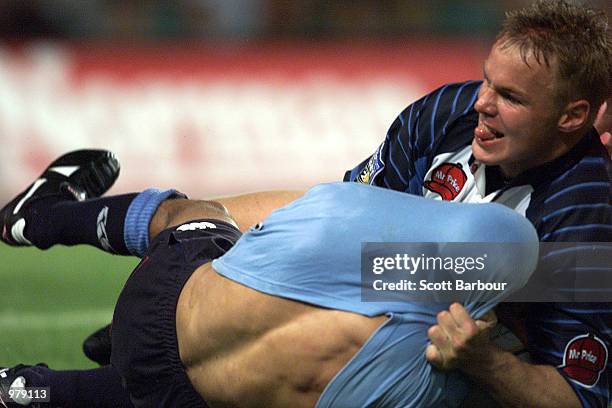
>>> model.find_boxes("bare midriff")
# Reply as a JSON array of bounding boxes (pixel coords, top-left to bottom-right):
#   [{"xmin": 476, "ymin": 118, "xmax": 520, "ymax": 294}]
[{"xmin": 176, "ymin": 263, "xmax": 388, "ymax": 408}]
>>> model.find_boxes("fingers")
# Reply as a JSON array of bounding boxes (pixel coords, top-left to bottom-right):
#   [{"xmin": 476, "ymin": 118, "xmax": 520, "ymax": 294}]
[
  {"xmin": 477, "ymin": 309, "xmax": 498, "ymax": 329},
  {"xmin": 473, "ymin": 308, "xmax": 497, "ymax": 332},
  {"xmin": 595, "ymin": 101, "xmax": 607, "ymax": 124},
  {"xmin": 428, "ymin": 323, "xmax": 450, "ymax": 347},
  {"xmin": 595, "ymin": 101, "xmax": 610, "ymax": 134},
  {"xmin": 425, "ymin": 343, "xmax": 442, "ymax": 367},
  {"xmin": 448, "ymin": 303, "xmax": 476, "ymax": 330},
  {"xmin": 437, "ymin": 308, "xmax": 460, "ymax": 338},
  {"xmin": 426, "ymin": 303, "xmax": 494, "ymax": 371},
  {"xmin": 595, "ymin": 100, "xmax": 612, "ymax": 159},
  {"xmin": 439, "ymin": 303, "xmax": 479, "ymax": 341},
  {"xmin": 475, "ymin": 319, "xmax": 493, "ymax": 331},
  {"xmin": 600, "ymin": 132, "xmax": 612, "ymax": 156},
  {"xmin": 426, "ymin": 327, "xmax": 456, "ymax": 370},
  {"xmin": 432, "ymin": 304, "xmax": 479, "ymax": 347}
]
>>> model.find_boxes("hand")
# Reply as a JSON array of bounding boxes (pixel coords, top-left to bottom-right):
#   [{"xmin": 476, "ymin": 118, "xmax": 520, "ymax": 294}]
[
  {"xmin": 600, "ymin": 131, "xmax": 612, "ymax": 158},
  {"xmin": 595, "ymin": 101, "xmax": 612, "ymax": 158},
  {"xmin": 425, "ymin": 303, "xmax": 497, "ymax": 372}
]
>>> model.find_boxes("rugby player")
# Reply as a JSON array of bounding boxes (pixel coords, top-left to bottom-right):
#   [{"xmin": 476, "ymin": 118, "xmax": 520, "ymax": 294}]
[
  {"xmin": 1, "ymin": 0, "xmax": 611, "ymax": 406},
  {"xmin": 0, "ymin": 151, "xmax": 540, "ymax": 407}
]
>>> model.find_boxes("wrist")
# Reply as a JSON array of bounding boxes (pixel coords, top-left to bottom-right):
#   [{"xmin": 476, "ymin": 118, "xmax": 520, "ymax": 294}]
[{"xmin": 459, "ymin": 343, "xmax": 510, "ymax": 379}]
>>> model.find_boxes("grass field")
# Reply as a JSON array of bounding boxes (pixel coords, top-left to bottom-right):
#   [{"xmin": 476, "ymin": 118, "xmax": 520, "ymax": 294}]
[{"xmin": 0, "ymin": 245, "xmax": 137, "ymax": 369}]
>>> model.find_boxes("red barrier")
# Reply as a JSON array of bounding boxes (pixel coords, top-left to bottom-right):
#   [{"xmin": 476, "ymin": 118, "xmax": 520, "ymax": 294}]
[{"xmin": 0, "ymin": 40, "xmax": 489, "ymax": 199}]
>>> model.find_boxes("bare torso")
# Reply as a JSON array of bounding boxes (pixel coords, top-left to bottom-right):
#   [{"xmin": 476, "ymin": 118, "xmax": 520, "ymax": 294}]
[{"xmin": 176, "ymin": 263, "xmax": 387, "ymax": 408}]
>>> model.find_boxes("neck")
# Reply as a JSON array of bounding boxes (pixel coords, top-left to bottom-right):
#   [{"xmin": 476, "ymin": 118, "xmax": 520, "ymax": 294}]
[{"xmin": 500, "ymin": 130, "xmax": 588, "ymax": 179}]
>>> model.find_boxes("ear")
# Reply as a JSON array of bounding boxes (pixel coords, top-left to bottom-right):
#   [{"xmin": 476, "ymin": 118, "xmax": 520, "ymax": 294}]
[{"xmin": 557, "ymin": 100, "xmax": 590, "ymax": 133}]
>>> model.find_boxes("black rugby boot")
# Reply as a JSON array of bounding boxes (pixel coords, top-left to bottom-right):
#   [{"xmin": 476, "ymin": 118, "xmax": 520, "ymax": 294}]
[{"xmin": 0, "ymin": 150, "xmax": 120, "ymax": 246}]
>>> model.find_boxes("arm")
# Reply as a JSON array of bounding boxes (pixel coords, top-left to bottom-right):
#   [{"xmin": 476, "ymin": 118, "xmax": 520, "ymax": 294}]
[
  {"xmin": 426, "ymin": 303, "xmax": 582, "ymax": 408},
  {"xmin": 344, "ymin": 81, "xmax": 483, "ymax": 194}
]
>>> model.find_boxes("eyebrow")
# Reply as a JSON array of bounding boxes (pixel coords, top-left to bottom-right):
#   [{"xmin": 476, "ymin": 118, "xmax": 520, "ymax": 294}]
[{"xmin": 483, "ymin": 64, "xmax": 528, "ymax": 102}]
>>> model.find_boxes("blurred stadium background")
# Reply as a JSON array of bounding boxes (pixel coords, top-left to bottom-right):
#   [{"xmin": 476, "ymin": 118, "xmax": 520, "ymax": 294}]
[{"xmin": 0, "ymin": 0, "xmax": 609, "ymax": 369}]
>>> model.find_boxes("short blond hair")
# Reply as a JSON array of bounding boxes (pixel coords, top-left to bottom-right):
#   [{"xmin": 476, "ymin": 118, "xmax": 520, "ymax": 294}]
[{"xmin": 497, "ymin": 0, "xmax": 611, "ymax": 115}]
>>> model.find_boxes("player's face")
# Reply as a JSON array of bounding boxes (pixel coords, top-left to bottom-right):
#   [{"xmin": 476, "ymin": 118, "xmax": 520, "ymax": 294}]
[{"xmin": 472, "ymin": 42, "xmax": 566, "ymax": 178}]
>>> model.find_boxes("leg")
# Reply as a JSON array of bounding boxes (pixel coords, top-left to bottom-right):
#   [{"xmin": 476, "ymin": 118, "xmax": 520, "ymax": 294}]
[
  {"xmin": 83, "ymin": 324, "xmax": 113, "ymax": 366},
  {"xmin": 111, "ymin": 216, "xmax": 241, "ymax": 407},
  {"xmin": 148, "ymin": 198, "xmax": 235, "ymax": 240},
  {"xmin": 0, "ymin": 364, "xmax": 133, "ymax": 408},
  {"xmin": 1, "ymin": 150, "xmax": 119, "ymax": 247},
  {"xmin": 0, "ymin": 149, "xmax": 234, "ymax": 258}
]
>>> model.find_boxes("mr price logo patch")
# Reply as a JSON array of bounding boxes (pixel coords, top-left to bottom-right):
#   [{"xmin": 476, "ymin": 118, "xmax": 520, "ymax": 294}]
[
  {"xmin": 424, "ymin": 163, "xmax": 467, "ymax": 201},
  {"xmin": 558, "ymin": 333, "xmax": 608, "ymax": 388}
]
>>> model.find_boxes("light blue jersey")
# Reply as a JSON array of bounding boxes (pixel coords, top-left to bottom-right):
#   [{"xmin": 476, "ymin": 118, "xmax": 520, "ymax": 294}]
[{"xmin": 213, "ymin": 182, "xmax": 538, "ymax": 407}]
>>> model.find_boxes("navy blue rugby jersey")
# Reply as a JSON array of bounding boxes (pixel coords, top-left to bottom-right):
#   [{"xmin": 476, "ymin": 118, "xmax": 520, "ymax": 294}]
[{"xmin": 345, "ymin": 80, "xmax": 612, "ymax": 407}]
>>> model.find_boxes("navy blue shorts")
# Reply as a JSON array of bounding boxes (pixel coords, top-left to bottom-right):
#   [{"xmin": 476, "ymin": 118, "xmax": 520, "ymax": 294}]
[{"xmin": 111, "ymin": 219, "xmax": 242, "ymax": 408}]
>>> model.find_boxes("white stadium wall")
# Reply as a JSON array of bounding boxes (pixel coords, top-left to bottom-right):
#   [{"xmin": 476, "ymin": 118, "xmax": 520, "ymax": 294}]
[{"xmin": 0, "ymin": 41, "xmax": 487, "ymax": 201}]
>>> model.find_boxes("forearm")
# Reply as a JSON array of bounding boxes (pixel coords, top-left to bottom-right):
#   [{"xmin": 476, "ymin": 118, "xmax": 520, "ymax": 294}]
[
  {"xmin": 463, "ymin": 344, "xmax": 581, "ymax": 408},
  {"xmin": 216, "ymin": 190, "xmax": 305, "ymax": 231}
]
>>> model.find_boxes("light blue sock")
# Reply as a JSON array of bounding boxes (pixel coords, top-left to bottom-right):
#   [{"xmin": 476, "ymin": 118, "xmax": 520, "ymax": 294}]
[{"xmin": 124, "ymin": 188, "xmax": 185, "ymax": 257}]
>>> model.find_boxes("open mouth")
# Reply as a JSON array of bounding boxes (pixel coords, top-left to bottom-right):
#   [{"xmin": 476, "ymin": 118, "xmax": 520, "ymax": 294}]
[
  {"xmin": 476, "ymin": 122, "xmax": 505, "ymax": 140},
  {"xmin": 487, "ymin": 124, "xmax": 505, "ymax": 138}
]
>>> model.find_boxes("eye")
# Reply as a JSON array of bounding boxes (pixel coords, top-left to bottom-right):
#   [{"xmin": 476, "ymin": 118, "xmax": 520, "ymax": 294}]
[{"xmin": 502, "ymin": 93, "xmax": 521, "ymax": 105}]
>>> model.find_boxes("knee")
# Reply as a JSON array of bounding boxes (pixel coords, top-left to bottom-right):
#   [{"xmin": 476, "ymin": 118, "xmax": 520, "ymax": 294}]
[{"xmin": 149, "ymin": 199, "xmax": 235, "ymax": 239}]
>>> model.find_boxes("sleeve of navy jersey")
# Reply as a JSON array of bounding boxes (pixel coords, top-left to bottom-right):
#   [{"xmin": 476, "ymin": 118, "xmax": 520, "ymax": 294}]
[
  {"xmin": 526, "ymin": 155, "xmax": 612, "ymax": 407},
  {"xmin": 343, "ymin": 80, "xmax": 481, "ymax": 195}
]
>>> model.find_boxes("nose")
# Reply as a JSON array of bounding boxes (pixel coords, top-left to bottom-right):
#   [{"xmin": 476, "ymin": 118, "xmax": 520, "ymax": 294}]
[{"xmin": 475, "ymin": 83, "xmax": 497, "ymax": 117}]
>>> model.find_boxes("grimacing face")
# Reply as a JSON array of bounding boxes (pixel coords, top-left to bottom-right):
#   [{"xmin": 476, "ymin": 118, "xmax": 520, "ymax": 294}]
[{"xmin": 472, "ymin": 42, "xmax": 569, "ymax": 178}]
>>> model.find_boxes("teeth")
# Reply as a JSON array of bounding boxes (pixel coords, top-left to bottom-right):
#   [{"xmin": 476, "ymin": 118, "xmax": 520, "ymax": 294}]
[{"xmin": 483, "ymin": 124, "xmax": 503, "ymax": 138}]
